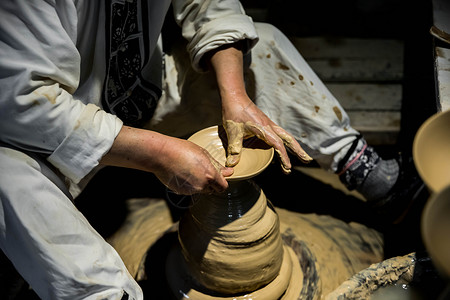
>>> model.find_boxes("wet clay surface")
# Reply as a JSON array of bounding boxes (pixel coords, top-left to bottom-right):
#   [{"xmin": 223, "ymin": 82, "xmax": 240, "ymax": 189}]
[
  {"xmin": 107, "ymin": 194, "xmax": 383, "ymax": 298},
  {"xmin": 177, "ymin": 187, "xmax": 284, "ymax": 295}
]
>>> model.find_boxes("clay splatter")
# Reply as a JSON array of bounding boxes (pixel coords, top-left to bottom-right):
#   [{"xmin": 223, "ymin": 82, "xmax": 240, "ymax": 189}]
[
  {"xmin": 299, "ymin": 74, "xmax": 304, "ymax": 80},
  {"xmin": 314, "ymin": 106, "xmax": 320, "ymax": 113},
  {"xmin": 33, "ymin": 87, "xmax": 58, "ymax": 104},
  {"xmin": 333, "ymin": 106, "xmax": 343, "ymax": 121},
  {"xmin": 74, "ymin": 120, "xmax": 81, "ymax": 130},
  {"xmin": 276, "ymin": 62, "xmax": 290, "ymax": 70}
]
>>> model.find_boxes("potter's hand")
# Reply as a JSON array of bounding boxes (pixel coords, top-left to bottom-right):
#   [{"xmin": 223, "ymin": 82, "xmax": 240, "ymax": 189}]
[
  {"xmin": 100, "ymin": 126, "xmax": 233, "ymax": 195},
  {"xmin": 222, "ymin": 97, "xmax": 312, "ymax": 174},
  {"xmin": 154, "ymin": 138, "xmax": 234, "ymax": 195},
  {"xmin": 208, "ymin": 42, "xmax": 312, "ymax": 174}
]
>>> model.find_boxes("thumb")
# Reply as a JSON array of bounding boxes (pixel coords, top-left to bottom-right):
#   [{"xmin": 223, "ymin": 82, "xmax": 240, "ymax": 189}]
[
  {"xmin": 207, "ymin": 157, "xmax": 233, "ymax": 193},
  {"xmin": 221, "ymin": 166, "xmax": 234, "ymax": 177},
  {"xmin": 224, "ymin": 120, "xmax": 244, "ymax": 167},
  {"xmin": 208, "ymin": 154, "xmax": 234, "ymax": 178}
]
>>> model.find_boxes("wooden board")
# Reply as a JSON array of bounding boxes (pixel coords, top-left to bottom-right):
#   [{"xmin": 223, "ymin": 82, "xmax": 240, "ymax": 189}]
[
  {"xmin": 291, "ymin": 37, "xmax": 404, "ymax": 145},
  {"xmin": 327, "ymin": 83, "xmax": 402, "ymax": 111},
  {"xmin": 347, "ymin": 111, "xmax": 400, "ymax": 145},
  {"xmin": 290, "ymin": 37, "xmax": 404, "ymax": 60},
  {"xmin": 290, "ymin": 37, "xmax": 403, "ymax": 82}
]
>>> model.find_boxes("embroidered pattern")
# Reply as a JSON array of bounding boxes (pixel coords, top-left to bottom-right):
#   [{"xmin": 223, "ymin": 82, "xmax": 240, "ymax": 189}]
[
  {"xmin": 103, "ymin": 0, "xmax": 161, "ymax": 127},
  {"xmin": 339, "ymin": 140, "xmax": 380, "ymax": 190}
]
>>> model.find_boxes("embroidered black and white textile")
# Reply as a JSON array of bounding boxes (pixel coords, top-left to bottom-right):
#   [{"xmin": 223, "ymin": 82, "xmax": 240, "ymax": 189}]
[{"xmin": 103, "ymin": 0, "xmax": 161, "ymax": 127}]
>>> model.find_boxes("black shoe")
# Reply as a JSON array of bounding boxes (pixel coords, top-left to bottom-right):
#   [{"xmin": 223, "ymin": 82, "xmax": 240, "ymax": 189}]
[{"xmin": 368, "ymin": 152, "xmax": 428, "ymax": 227}]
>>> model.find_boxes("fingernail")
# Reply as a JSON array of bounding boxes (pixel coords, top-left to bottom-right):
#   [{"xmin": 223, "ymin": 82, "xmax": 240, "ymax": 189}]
[
  {"xmin": 222, "ymin": 167, "xmax": 234, "ymax": 177},
  {"xmin": 303, "ymin": 152, "xmax": 313, "ymax": 161}
]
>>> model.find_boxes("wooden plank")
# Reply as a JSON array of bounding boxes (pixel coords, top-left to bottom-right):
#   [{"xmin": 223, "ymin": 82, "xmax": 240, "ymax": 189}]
[
  {"xmin": 347, "ymin": 111, "xmax": 401, "ymax": 132},
  {"xmin": 360, "ymin": 131, "xmax": 399, "ymax": 146},
  {"xmin": 290, "ymin": 37, "xmax": 404, "ymax": 60},
  {"xmin": 305, "ymin": 59, "xmax": 403, "ymax": 82},
  {"xmin": 288, "ymin": 37, "xmax": 403, "ymax": 145},
  {"xmin": 347, "ymin": 111, "xmax": 400, "ymax": 145},
  {"xmin": 290, "ymin": 37, "xmax": 404, "ymax": 82},
  {"xmin": 432, "ymin": 0, "xmax": 450, "ymax": 44},
  {"xmin": 326, "ymin": 83, "xmax": 402, "ymax": 111},
  {"xmin": 351, "ymin": 111, "xmax": 400, "ymax": 145}
]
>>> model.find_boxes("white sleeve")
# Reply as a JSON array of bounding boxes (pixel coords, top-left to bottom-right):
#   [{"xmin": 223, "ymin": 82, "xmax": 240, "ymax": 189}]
[
  {"xmin": 0, "ymin": 1, "xmax": 122, "ymax": 183},
  {"xmin": 171, "ymin": 0, "xmax": 259, "ymax": 72}
]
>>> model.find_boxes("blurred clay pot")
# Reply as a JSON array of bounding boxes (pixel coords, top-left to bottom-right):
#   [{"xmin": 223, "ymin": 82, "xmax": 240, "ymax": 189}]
[
  {"xmin": 413, "ymin": 109, "xmax": 450, "ymax": 193},
  {"xmin": 421, "ymin": 184, "xmax": 450, "ymax": 280}
]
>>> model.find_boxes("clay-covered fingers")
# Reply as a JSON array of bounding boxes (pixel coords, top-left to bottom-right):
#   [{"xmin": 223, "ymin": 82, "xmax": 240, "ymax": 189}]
[
  {"xmin": 224, "ymin": 120, "xmax": 245, "ymax": 167},
  {"xmin": 245, "ymin": 122, "xmax": 294, "ymax": 174},
  {"xmin": 272, "ymin": 126, "xmax": 313, "ymax": 163},
  {"xmin": 223, "ymin": 119, "xmax": 312, "ymax": 174}
]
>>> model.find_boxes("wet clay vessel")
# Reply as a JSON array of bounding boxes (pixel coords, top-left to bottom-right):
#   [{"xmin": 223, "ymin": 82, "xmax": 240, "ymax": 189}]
[
  {"xmin": 108, "ymin": 126, "xmax": 387, "ymax": 299},
  {"xmin": 165, "ymin": 126, "xmax": 302, "ymax": 298}
]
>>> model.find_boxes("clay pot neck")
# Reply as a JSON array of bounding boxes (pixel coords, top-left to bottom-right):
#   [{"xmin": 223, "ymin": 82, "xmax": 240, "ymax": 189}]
[{"xmin": 190, "ymin": 180, "xmax": 263, "ymax": 227}]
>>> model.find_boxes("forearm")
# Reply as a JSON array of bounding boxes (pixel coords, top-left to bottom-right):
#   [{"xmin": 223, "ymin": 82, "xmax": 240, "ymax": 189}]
[
  {"xmin": 100, "ymin": 125, "xmax": 232, "ymax": 195},
  {"xmin": 100, "ymin": 125, "xmax": 168, "ymax": 173},
  {"xmin": 208, "ymin": 42, "xmax": 249, "ymax": 108}
]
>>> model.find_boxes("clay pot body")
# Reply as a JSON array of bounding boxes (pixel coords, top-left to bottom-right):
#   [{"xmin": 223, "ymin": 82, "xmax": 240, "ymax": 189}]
[
  {"xmin": 421, "ymin": 185, "xmax": 450, "ymax": 280},
  {"xmin": 104, "ymin": 127, "xmax": 400, "ymax": 299},
  {"xmin": 413, "ymin": 109, "xmax": 450, "ymax": 193},
  {"xmin": 178, "ymin": 180, "xmax": 284, "ymax": 295}
]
